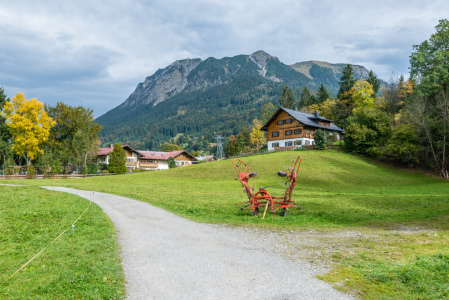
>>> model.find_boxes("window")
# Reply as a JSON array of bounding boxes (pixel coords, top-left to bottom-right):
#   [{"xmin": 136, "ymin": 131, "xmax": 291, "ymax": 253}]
[
  {"xmin": 286, "ymin": 141, "xmax": 293, "ymax": 146},
  {"xmin": 272, "ymin": 131, "xmax": 279, "ymax": 137},
  {"xmin": 285, "ymin": 119, "xmax": 292, "ymax": 124},
  {"xmin": 285, "ymin": 130, "xmax": 292, "ymax": 135},
  {"xmin": 277, "ymin": 120, "xmax": 284, "ymax": 125},
  {"xmin": 295, "ymin": 140, "xmax": 302, "ymax": 145},
  {"xmin": 294, "ymin": 129, "xmax": 302, "ymax": 134},
  {"xmin": 273, "ymin": 142, "xmax": 279, "ymax": 147}
]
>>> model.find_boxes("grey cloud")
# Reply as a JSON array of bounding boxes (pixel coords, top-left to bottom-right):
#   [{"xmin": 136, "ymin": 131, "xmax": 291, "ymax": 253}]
[{"xmin": 0, "ymin": 0, "xmax": 448, "ymax": 117}]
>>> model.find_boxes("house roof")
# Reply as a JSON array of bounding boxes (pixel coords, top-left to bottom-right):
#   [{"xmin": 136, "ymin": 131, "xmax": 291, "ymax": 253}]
[
  {"xmin": 137, "ymin": 150, "xmax": 197, "ymax": 161},
  {"xmin": 97, "ymin": 144, "xmax": 197, "ymax": 161},
  {"xmin": 195, "ymin": 155, "xmax": 217, "ymax": 161},
  {"xmin": 261, "ymin": 107, "xmax": 344, "ymax": 132},
  {"xmin": 97, "ymin": 146, "xmax": 114, "ymax": 156}
]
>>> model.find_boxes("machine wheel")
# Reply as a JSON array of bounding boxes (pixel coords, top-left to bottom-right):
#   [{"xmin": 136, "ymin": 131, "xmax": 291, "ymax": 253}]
[
  {"xmin": 252, "ymin": 208, "xmax": 260, "ymax": 216},
  {"xmin": 280, "ymin": 210, "xmax": 286, "ymax": 217}
]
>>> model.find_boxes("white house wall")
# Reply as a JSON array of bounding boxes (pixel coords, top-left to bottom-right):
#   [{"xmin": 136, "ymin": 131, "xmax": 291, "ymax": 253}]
[{"xmin": 267, "ymin": 138, "xmax": 315, "ymax": 151}]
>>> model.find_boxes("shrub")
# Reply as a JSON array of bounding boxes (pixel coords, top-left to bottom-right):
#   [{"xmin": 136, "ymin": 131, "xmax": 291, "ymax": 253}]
[
  {"xmin": 26, "ymin": 164, "xmax": 35, "ymax": 179},
  {"xmin": 87, "ymin": 163, "xmax": 98, "ymax": 174},
  {"xmin": 101, "ymin": 170, "xmax": 109, "ymax": 174},
  {"xmin": 314, "ymin": 129, "xmax": 330, "ymax": 150},
  {"xmin": 167, "ymin": 157, "xmax": 177, "ymax": 168}
]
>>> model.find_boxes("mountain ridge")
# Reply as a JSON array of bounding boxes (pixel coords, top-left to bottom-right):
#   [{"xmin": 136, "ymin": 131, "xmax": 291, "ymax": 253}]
[{"xmin": 97, "ymin": 50, "xmax": 375, "ymax": 149}]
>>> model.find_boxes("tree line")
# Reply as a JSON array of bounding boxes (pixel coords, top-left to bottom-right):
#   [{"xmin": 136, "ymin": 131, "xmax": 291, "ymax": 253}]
[
  {"xmin": 0, "ymin": 92, "xmax": 102, "ymax": 176},
  {"xmin": 260, "ymin": 19, "xmax": 448, "ymax": 178}
]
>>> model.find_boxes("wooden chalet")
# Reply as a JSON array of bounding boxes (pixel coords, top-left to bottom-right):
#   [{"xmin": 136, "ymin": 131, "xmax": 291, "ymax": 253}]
[{"xmin": 261, "ymin": 107, "xmax": 344, "ymax": 151}]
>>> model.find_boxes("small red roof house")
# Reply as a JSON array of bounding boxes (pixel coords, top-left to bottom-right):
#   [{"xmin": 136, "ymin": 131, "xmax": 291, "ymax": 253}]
[
  {"xmin": 96, "ymin": 144, "xmax": 114, "ymax": 164},
  {"xmin": 137, "ymin": 150, "xmax": 197, "ymax": 170},
  {"xmin": 96, "ymin": 144, "xmax": 197, "ymax": 171}
]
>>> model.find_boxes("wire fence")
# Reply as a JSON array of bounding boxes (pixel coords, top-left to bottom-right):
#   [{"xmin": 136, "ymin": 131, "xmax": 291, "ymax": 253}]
[{"xmin": 2, "ymin": 192, "xmax": 94, "ymax": 284}]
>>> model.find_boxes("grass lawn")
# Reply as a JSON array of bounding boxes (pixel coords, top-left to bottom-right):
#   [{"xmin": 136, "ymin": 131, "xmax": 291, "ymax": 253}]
[
  {"xmin": 2, "ymin": 149, "xmax": 449, "ymax": 299},
  {"xmin": 0, "ymin": 185, "xmax": 125, "ymax": 300}
]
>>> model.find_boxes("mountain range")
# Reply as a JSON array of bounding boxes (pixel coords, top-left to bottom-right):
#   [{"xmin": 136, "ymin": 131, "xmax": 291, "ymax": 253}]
[{"xmin": 96, "ymin": 50, "xmax": 372, "ymax": 150}]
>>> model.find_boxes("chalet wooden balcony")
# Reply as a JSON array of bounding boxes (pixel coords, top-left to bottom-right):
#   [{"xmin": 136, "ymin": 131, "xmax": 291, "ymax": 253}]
[
  {"xmin": 139, "ymin": 163, "xmax": 158, "ymax": 168},
  {"xmin": 125, "ymin": 161, "xmax": 138, "ymax": 167}
]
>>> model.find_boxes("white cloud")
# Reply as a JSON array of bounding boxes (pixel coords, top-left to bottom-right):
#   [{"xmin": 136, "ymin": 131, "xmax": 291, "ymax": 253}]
[{"xmin": 0, "ymin": 0, "xmax": 448, "ymax": 116}]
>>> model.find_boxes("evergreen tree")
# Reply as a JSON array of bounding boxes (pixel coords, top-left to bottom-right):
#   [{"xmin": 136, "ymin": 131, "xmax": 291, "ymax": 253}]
[
  {"xmin": 338, "ymin": 64, "xmax": 356, "ymax": 100},
  {"xmin": 108, "ymin": 143, "xmax": 127, "ymax": 174},
  {"xmin": 0, "ymin": 87, "xmax": 12, "ymax": 165},
  {"xmin": 317, "ymin": 83, "xmax": 331, "ymax": 104},
  {"xmin": 260, "ymin": 102, "xmax": 276, "ymax": 124},
  {"xmin": 299, "ymin": 86, "xmax": 316, "ymax": 108},
  {"xmin": 225, "ymin": 135, "xmax": 238, "ymax": 157},
  {"xmin": 367, "ymin": 70, "xmax": 381, "ymax": 98},
  {"xmin": 279, "ymin": 85, "xmax": 296, "ymax": 108}
]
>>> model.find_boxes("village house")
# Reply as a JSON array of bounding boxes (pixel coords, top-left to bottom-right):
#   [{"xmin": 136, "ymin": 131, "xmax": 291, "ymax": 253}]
[
  {"xmin": 96, "ymin": 144, "xmax": 114, "ymax": 164},
  {"xmin": 261, "ymin": 107, "xmax": 344, "ymax": 151},
  {"xmin": 96, "ymin": 144, "xmax": 197, "ymax": 171}
]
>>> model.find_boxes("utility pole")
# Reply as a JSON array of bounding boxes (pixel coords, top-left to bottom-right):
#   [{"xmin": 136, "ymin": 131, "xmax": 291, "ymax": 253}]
[{"xmin": 215, "ymin": 135, "xmax": 224, "ymax": 160}]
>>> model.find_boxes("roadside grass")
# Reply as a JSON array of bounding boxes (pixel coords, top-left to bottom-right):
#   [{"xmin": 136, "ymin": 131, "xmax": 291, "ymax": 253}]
[
  {"xmin": 0, "ymin": 185, "xmax": 125, "ymax": 300},
  {"xmin": 3, "ymin": 149, "xmax": 449, "ymax": 299},
  {"xmin": 6, "ymin": 150, "xmax": 448, "ymax": 229},
  {"xmin": 319, "ymin": 231, "xmax": 449, "ymax": 299}
]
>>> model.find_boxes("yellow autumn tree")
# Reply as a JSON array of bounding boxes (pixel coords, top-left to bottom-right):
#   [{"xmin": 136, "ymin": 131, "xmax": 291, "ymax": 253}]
[
  {"xmin": 1, "ymin": 92, "xmax": 55, "ymax": 165},
  {"xmin": 350, "ymin": 80, "xmax": 376, "ymax": 110},
  {"xmin": 250, "ymin": 119, "xmax": 266, "ymax": 148}
]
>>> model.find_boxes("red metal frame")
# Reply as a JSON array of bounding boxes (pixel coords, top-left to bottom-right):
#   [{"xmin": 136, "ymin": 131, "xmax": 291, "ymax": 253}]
[{"xmin": 233, "ymin": 156, "xmax": 302, "ymax": 217}]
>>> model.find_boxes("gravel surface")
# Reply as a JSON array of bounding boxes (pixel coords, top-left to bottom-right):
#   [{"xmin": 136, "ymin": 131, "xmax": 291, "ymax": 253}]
[{"xmin": 43, "ymin": 187, "xmax": 354, "ymax": 300}]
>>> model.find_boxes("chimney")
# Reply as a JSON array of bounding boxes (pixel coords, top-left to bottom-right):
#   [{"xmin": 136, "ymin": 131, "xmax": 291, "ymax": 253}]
[
  {"xmin": 109, "ymin": 144, "xmax": 113, "ymax": 148},
  {"xmin": 314, "ymin": 111, "xmax": 319, "ymax": 118}
]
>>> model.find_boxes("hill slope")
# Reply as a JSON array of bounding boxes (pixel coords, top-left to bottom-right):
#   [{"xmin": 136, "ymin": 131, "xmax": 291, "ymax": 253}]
[{"xmin": 97, "ymin": 51, "xmax": 373, "ymax": 149}]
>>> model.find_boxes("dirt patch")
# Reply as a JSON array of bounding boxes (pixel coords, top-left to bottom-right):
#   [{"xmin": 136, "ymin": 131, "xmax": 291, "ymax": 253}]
[{"xmin": 223, "ymin": 226, "xmax": 438, "ymax": 274}]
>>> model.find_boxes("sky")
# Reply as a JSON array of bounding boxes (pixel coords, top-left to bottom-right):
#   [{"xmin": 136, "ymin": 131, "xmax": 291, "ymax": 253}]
[{"xmin": 0, "ymin": 1, "xmax": 448, "ymax": 117}]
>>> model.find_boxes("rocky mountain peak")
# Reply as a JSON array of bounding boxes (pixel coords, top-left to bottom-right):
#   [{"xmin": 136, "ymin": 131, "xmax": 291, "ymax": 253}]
[{"xmin": 249, "ymin": 50, "xmax": 277, "ymax": 77}]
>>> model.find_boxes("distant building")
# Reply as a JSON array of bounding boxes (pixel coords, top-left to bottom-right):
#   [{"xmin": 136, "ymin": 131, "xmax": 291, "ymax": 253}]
[
  {"xmin": 96, "ymin": 144, "xmax": 197, "ymax": 171},
  {"xmin": 261, "ymin": 107, "xmax": 344, "ymax": 151},
  {"xmin": 194, "ymin": 155, "xmax": 217, "ymax": 163}
]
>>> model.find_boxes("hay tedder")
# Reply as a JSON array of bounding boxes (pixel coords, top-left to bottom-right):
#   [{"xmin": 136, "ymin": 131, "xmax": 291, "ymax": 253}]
[{"xmin": 232, "ymin": 156, "xmax": 302, "ymax": 218}]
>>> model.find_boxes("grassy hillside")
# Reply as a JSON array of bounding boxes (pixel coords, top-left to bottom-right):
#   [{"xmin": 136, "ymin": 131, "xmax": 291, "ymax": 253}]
[
  {"xmin": 3, "ymin": 150, "xmax": 449, "ymax": 299},
  {"xmin": 0, "ymin": 186, "xmax": 125, "ymax": 299},
  {"xmin": 6, "ymin": 150, "xmax": 448, "ymax": 229}
]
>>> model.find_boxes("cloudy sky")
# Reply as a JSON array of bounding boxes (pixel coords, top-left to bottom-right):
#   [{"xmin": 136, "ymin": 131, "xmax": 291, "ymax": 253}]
[{"xmin": 0, "ymin": 1, "xmax": 447, "ymax": 117}]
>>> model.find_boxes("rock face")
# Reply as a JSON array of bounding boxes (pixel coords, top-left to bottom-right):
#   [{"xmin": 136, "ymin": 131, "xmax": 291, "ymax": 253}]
[
  {"xmin": 97, "ymin": 50, "xmax": 376, "ymax": 147},
  {"xmin": 249, "ymin": 50, "xmax": 275, "ymax": 77},
  {"xmin": 117, "ymin": 51, "xmax": 373, "ymax": 111},
  {"xmin": 119, "ymin": 50, "xmax": 294, "ymax": 108},
  {"xmin": 121, "ymin": 58, "xmax": 202, "ymax": 108}
]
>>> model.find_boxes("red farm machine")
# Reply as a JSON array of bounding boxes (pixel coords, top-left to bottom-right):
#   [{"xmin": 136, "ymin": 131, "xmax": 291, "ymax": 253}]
[{"xmin": 232, "ymin": 156, "xmax": 302, "ymax": 218}]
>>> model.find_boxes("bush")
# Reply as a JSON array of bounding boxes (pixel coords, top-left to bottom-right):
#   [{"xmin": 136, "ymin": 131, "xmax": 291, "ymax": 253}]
[
  {"xmin": 132, "ymin": 168, "xmax": 147, "ymax": 172},
  {"xmin": 51, "ymin": 160, "xmax": 62, "ymax": 174},
  {"xmin": 167, "ymin": 157, "xmax": 177, "ymax": 168},
  {"xmin": 101, "ymin": 170, "xmax": 109, "ymax": 174},
  {"xmin": 87, "ymin": 163, "xmax": 98, "ymax": 174},
  {"xmin": 108, "ymin": 143, "xmax": 127, "ymax": 174},
  {"xmin": 26, "ymin": 164, "xmax": 35, "ymax": 179},
  {"xmin": 314, "ymin": 129, "xmax": 330, "ymax": 150}
]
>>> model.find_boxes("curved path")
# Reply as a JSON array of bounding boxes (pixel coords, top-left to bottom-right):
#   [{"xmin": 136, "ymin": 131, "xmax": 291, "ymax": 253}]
[{"xmin": 43, "ymin": 187, "xmax": 353, "ymax": 300}]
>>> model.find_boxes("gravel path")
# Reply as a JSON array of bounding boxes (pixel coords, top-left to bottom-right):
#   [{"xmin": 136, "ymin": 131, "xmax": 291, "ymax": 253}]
[{"xmin": 43, "ymin": 187, "xmax": 354, "ymax": 300}]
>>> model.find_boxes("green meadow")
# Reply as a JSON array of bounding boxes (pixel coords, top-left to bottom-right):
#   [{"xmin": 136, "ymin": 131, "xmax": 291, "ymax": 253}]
[
  {"xmin": 2, "ymin": 149, "xmax": 449, "ymax": 299},
  {"xmin": 0, "ymin": 185, "xmax": 125, "ymax": 300}
]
